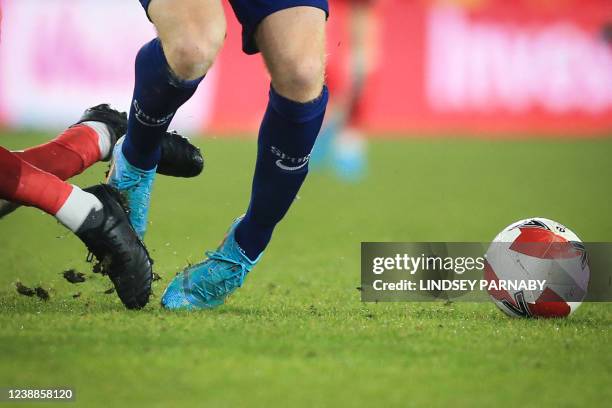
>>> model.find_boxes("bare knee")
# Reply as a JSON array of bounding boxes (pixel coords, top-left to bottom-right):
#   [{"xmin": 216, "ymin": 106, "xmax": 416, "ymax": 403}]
[
  {"xmin": 162, "ymin": 23, "xmax": 226, "ymax": 80},
  {"xmin": 256, "ymin": 7, "xmax": 327, "ymax": 102},
  {"xmin": 149, "ymin": 0, "xmax": 226, "ymax": 80},
  {"xmin": 271, "ymin": 54, "xmax": 325, "ymax": 102}
]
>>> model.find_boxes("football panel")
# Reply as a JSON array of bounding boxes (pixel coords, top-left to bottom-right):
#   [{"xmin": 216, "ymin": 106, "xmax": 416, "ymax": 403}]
[{"xmin": 527, "ymin": 287, "xmax": 571, "ymax": 318}]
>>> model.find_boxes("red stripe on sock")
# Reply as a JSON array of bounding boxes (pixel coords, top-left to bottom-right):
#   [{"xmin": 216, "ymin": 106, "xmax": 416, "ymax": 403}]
[
  {"xmin": 14, "ymin": 125, "xmax": 100, "ymax": 180},
  {"xmin": 0, "ymin": 146, "xmax": 73, "ymax": 215}
]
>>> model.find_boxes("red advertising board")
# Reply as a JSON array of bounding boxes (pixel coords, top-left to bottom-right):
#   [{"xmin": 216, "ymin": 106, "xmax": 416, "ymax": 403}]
[
  {"xmin": 210, "ymin": 0, "xmax": 612, "ymax": 136},
  {"xmin": 0, "ymin": 0, "xmax": 610, "ymax": 136}
]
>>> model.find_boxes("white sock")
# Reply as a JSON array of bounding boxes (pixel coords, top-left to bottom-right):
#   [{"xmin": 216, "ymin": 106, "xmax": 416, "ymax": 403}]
[
  {"xmin": 82, "ymin": 121, "xmax": 113, "ymax": 160},
  {"xmin": 55, "ymin": 186, "xmax": 103, "ymax": 232}
]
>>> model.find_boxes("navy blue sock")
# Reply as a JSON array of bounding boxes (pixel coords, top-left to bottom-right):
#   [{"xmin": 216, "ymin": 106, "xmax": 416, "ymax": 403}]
[
  {"xmin": 122, "ymin": 38, "xmax": 203, "ymax": 170},
  {"xmin": 235, "ymin": 85, "xmax": 329, "ymax": 260}
]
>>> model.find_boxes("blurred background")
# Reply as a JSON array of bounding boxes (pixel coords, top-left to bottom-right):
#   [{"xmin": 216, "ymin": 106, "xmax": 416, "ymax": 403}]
[
  {"xmin": 1, "ymin": 3, "xmax": 611, "ymax": 402},
  {"xmin": 1, "ymin": 0, "xmax": 610, "ymax": 136}
]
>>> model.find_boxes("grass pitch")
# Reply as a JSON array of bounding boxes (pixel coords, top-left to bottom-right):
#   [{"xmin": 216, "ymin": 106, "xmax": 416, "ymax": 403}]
[{"xmin": 0, "ymin": 132, "xmax": 610, "ymax": 407}]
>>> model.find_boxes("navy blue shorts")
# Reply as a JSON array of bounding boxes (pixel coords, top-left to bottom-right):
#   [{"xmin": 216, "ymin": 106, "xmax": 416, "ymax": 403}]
[{"xmin": 139, "ymin": 0, "xmax": 329, "ymax": 55}]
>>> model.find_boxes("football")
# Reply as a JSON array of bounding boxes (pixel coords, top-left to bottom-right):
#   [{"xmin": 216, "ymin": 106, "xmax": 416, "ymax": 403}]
[{"xmin": 484, "ymin": 218, "xmax": 590, "ymax": 318}]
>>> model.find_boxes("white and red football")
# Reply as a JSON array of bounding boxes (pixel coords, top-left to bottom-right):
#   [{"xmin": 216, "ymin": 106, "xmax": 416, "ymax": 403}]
[{"xmin": 484, "ymin": 218, "xmax": 590, "ymax": 318}]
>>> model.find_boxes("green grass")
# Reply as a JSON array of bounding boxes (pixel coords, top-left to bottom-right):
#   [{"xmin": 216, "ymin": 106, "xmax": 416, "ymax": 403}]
[{"xmin": 0, "ymin": 132, "xmax": 611, "ymax": 407}]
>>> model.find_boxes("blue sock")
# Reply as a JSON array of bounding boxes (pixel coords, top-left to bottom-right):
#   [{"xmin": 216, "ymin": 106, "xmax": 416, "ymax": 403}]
[
  {"xmin": 235, "ymin": 85, "xmax": 329, "ymax": 260},
  {"xmin": 122, "ymin": 38, "xmax": 203, "ymax": 170}
]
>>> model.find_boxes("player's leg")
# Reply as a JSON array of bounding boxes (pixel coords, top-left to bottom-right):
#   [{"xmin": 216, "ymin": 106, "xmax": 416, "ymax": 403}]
[
  {"xmin": 14, "ymin": 109, "xmax": 118, "ymax": 180},
  {"xmin": 0, "ymin": 123, "xmax": 105, "ymax": 217},
  {"xmin": 0, "ymin": 105, "xmax": 124, "ymax": 218},
  {"xmin": 0, "ymin": 146, "xmax": 100, "ymax": 231},
  {"xmin": 330, "ymin": 0, "xmax": 379, "ymax": 181},
  {"xmin": 0, "ymin": 147, "xmax": 153, "ymax": 308},
  {"xmin": 234, "ymin": 6, "xmax": 328, "ymax": 259},
  {"xmin": 161, "ymin": 4, "xmax": 328, "ymax": 310},
  {"xmin": 0, "ymin": 104, "xmax": 205, "ymax": 219},
  {"xmin": 109, "ymin": 0, "xmax": 225, "ymax": 238},
  {"xmin": 124, "ymin": 0, "xmax": 225, "ymax": 167}
]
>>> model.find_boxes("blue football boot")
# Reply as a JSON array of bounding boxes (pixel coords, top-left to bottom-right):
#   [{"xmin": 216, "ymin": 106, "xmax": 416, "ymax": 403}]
[
  {"xmin": 161, "ymin": 216, "xmax": 261, "ymax": 310},
  {"xmin": 106, "ymin": 137, "xmax": 156, "ymax": 239}
]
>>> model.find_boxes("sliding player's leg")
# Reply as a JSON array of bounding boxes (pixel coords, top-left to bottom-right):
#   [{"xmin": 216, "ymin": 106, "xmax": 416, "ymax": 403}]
[
  {"xmin": 0, "ymin": 105, "xmax": 125, "ymax": 218},
  {"xmin": 162, "ymin": 3, "xmax": 328, "ymax": 310},
  {"xmin": 0, "ymin": 146, "xmax": 92, "ymax": 228},
  {"xmin": 109, "ymin": 0, "xmax": 225, "ymax": 238},
  {"xmin": 16, "ymin": 119, "xmax": 113, "ymax": 180},
  {"xmin": 0, "ymin": 104, "xmax": 204, "ymax": 219},
  {"xmin": 0, "ymin": 147, "xmax": 153, "ymax": 308}
]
